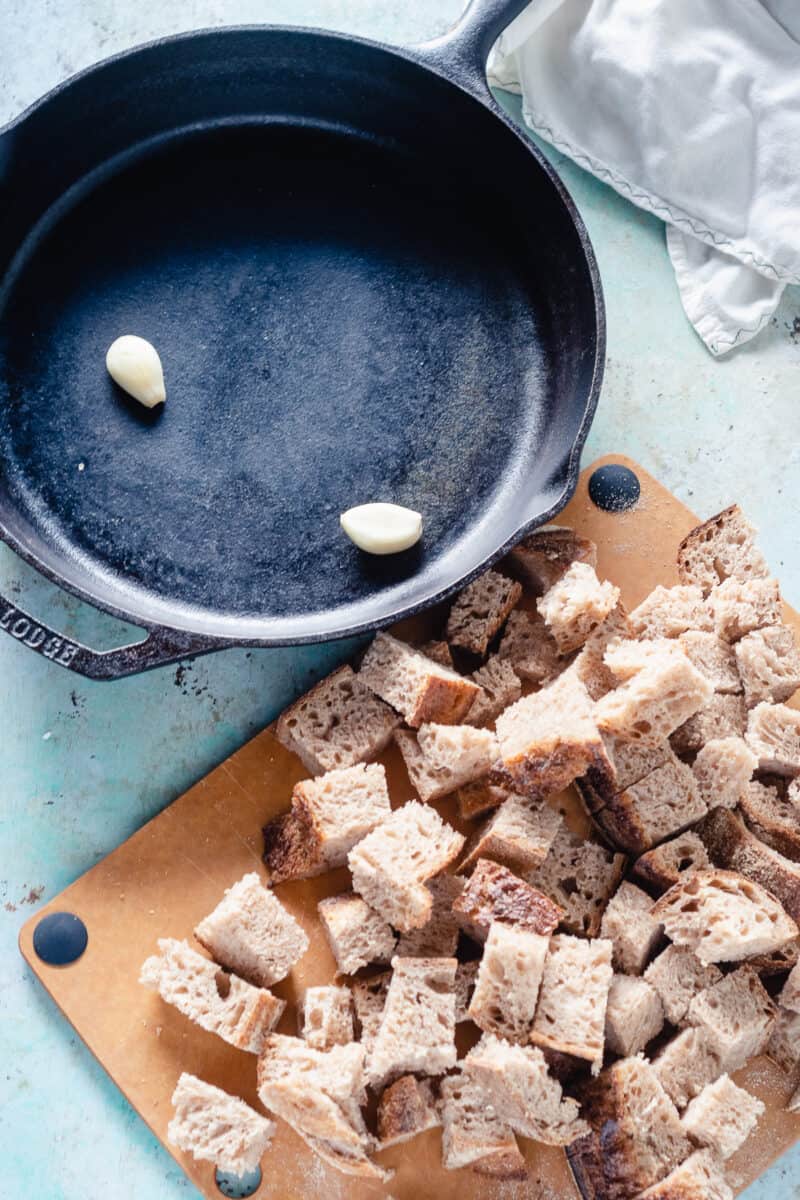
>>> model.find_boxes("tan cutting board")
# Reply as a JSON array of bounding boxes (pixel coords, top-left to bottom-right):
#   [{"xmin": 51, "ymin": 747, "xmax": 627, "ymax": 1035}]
[{"xmin": 19, "ymin": 455, "xmax": 800, "ymax": 1200}]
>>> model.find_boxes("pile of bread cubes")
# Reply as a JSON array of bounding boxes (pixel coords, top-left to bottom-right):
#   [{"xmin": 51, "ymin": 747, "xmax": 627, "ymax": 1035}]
[{"xmin": 140, "ymin": 505, "xmax": 800, "ymax": 1199}]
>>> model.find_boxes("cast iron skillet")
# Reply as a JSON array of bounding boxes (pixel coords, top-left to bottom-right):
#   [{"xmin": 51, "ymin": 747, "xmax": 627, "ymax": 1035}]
[{"xmin": 0, "ymin": 0, "xmax": 604, "ymax": 679}]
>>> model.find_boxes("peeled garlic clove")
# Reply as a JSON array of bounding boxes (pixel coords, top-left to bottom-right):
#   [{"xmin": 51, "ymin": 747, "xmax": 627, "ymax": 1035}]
[
  {"xmin": 106, "ymin": 335, "xmax": 166, "ymax": 408},
  {"xmin": 340, "ymin": 503, "xmax": 422, "ymax": 555}
]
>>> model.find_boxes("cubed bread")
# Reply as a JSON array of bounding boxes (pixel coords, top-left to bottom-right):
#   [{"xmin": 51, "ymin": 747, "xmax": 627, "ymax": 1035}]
[
  {"xmin": 367, "ymin": 957, "xmax": 457, "ymax": 1088},
  {"xmin": 530, "ymin": 933, "xmax": 613, "ymax": 1070},
  {"xmin": 351, "ymin": 972, "xmax": 390, "ymax": 1057},
  {"xmin": 687, "ymin": 968, "xmax": 776, "ymax": 1072},
  {"xmin": 604, "ymin": 974, "xmax": 664, "ymax": 1057},
  {"xmin": 593, "ymin": 757, "xmax": 707, "ymax": 854},
  {"xmin": 709, "ymin": 575, "xmax": 782, "ymax": 643},
  {"xmin": 569, "ymin": 600, "xmax": 634, "ymax": 700},
  {"xmin": 599, "ymin": 881, "xmax": 663, "ymax": 974},
  {"xmin": 445, "ymin": 568, "xmax": 522, "ymax": 657},
  {"xmin": 453, "ymin": 857, "xmax": 563, "ymax": 943},
  {"xmin": 394, "ymin": 723, "xmax": 498, "ymax": 802},
  {"xmin": 194, "ymin": 872, "xmax": 309, "ymax": 986},
  {"xmin": 299, "ymin": 986, "xmax": 354, "ymax": 1051},
  {"xmin": 579, "ymin": 734, "xmax": 674, "ymax": 813},
  {"xmin": 416, "ymin": 640, "xmax": 454, "ymax": 668},
  {"xmin": 677, "ymin": 504, "xmax": 770, "ymax": 596},
  {"xmin": 527, "ymin": 824, "xmax": 627, "ymax": 936},
  {"xmin": 632, "ymin": 831, "xmax": 711, "ymax": 894},
  {"xmin": 377, "ymin": 1075, "xmax": 439, "ymax": 1148},
  {"xmin": 681, "ymin": 1074, "xmax": 764, "ymax": 1159},
  {"xmin": 348, "ymin": 801, "xmax": 465, "ymax": 932},
  {"xmin": 740, "ymin": 779, "xmax": 800, "ymax": 860},
  {"xmin": 503, "ymin": 524, "xmax": 597, "ymax": 595},
  {"xmin": 691, "ymin": 736, "xmax": 756, "ymax": 808},
  {"xmin": 457, "ymin": 779, "xmax": 509, "ymax": 820},
  {"xmin": 651, "ymin": 867, "xmax": 799, "ymax": 964},
  {"xmin": 359, "ymin": 632, "xmax": 479, "ymax": 727},
  {"xmin": 644, "ymin": 945, "xmax": 723, "ymax": 1025},
  {"xmin": 465, "ymin": 656, "xmax": 522, "ymax": 727},
  {"xmin": 670, "ymin": 692, "xmax": 747, "ymax": 755},
  {"xmin": 465, "ymin": 1034, "xmax": 588, "ymax": 1145},
  {"xmin": 494, "ymin": 668, "xmax": 605, "ymax": 796},
  {"xmin": 567, "ymin": 1056, "xmax": 690, "ymax": 1199},
  {"xmin": 140, "ymin": 938, "xmax": 284, "ymax": 1054},
  {"xmin": 766, "ymin": 1005, "xmax": 800, "ymax": 1073},
  {"xmin": 467, "ymin": 922, "xmax": 548, "ymax": 1042},
  {"xmin": 735, "ymin": 623, "xmax": 800, "ymax": 706},
  {"xmin": 652, "ymin": 1026, "xmax": 723, "ymax": 1108},
  {"xmin": 497, "ymin": 608, "xmax": 563, "ymax": 684},
  {"xmin": 536, "ymin": 562, "xmax": 620, "ymax": 654},
  {"xmin": 596, "ymin": 637, "xmax": 713, "ymax": 743},
  {"xmin": 779, "ymin": 959, "xmax": 800, "ymax": 1012},
  {"xmin": 459, "ymin": 794, "xmax": 563, "ymax": 875},
  {"xmin": 258, "ymin": 1033, "xmax": 367, "ymax": 1111},
  {"xmin": 629, "ymin": 584, "xmax": 712, "ymax": 639},
  {"xmin": 749, "ymin": 938, "xmax": 800, "ymax": 976},
  {"xmin": 276, "ymin": 664, "xmax": 400, "ymax": 775},
  {"xmin": 679, "ymin": 629, "xmax": 742, "ymax": 693},
  {"xmin": 697, "ymin": 805, "xmax": 800, "ymax": 922},
  {"xmin": 395, "ymin": 873, "xmax": 463, "ymax": 958},
  {"xmin": 455, "ymin": 960, "xmax": 480, "ymax": 1022},
  {"xmin": 168, "ymin": 1073, "xmax": 275, "ymax": 1174},
  {"xmin": 439, "ymin": 1068, "xmax": 523, "ymax": 1174},
  {"xmin": 746, "ymin": 701, "xmax": 800, "ymax": 775},
  {"xmin": 317, "ymin": 892, "xmax": 396, "ymax": 976},
  {"xmin": 263, "ymin": 764, "xmax": 391, "ymax": 882},
  {"xmin": 636, "ymin": 1149, "xmax": 733, "ymax": 1200}
]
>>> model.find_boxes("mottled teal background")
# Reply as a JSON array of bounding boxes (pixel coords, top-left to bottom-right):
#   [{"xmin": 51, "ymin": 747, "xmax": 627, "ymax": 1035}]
[{"xmin": 2, "ymin": 2, "xmax": 799, "ymax": 1197}]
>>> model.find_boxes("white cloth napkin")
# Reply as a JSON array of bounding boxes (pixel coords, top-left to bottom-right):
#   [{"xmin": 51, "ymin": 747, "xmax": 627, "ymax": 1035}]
[{"xmin": 488, "ymin": 0, "xmax": 800, "ymax": 354}]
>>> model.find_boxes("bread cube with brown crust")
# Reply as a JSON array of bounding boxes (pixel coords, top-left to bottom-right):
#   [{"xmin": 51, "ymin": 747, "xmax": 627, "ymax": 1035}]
[
  {"xmin": 445, "ymin": 568, "xmax": 522, "ymax": 658},
  {"xmin": 687, "ymin": 968, "xmax": 776, "ymax": 1073},
  {"xmin": 599, "ymin": 881, "xmax": 663, "ymax": 974},
  {"xmin": 741, "ymin": 779, "xmax": 800, "ymax": 860},
  {"xmin": 351, "ymin": 972, "xmax": 390, "ymax": 1057},
  {"xmin": 692, "ymin": 736, "xmax": 757, "ymax": 808},
  {"xmin": 697, "ymin": 805, "xmax": 800, "ymax": 922},
  {"xmin": 596, "ymin": 637, "xmax": 713, "ymax": 743},
  {"xmin": 578, "ymin": 734, "xmax": 674, "ymax": 814},
  {"xmin": 395, "ymin": 873, "xmax": 463, "ymax": 958},
  {"xmin": 527, "ymin": 824, "xmax": 627, "ymax": 937},
  {"xmin": 677, "ymin": 504, "xmax": 770, "ymax": 596},
  {"xmin": 651, "ymin": 1026, "xmax": 723, "ymax": 1109},
  {"xmin": 468, "ymin": 923, "xmax": 548, "ymax": 1043},
  {"xmin": 503, "ymin": 524, "xmax": 597, "ymax": 595},
  {"xmin": 530, "ymin": 934, "xmax": 613, "ymax": 1071},
  {"xmin": 779, "ymin": 959, "xmax": 800, "ymax": 1013},
  {"xmin": 457, "ymin": 779, "xmax": 509, "ymax": 821},
  {"xmin": 536, "ymin": 562, "xmax": 620, "ymax": 654},
  {"xmin": 709, "ymin": 576, "xmax": 782, "ymax": 643},
  {"xmin": 766, "ymin": 1006, "xmax": 800, "ymax": 1073},
  {"xmin": 604, "ymin": 974, "xmax": 664, "ymax": 1057},
  {"xmin": 735, "ymin": 623, "xmax": 800, "ymax": 706},
  {"xmin": 679, "ymin": 629, "xmax": 742, "ymax": 693},
  {"xmin": 464, "ymin": 655, "xmax": 522, "ymax": 727},
  {"xmin": 670, "ymin": 692, "xmax": 747, "ymax": 756},
  {"xmin": 496, "ymin": 608, "xmax": 563, "ymax": 685},
  {"xmin": 453, "ymin": 857, "xmax": 564, "ymax": 943},
  {"xmin": 636, "ymin": 1150, "xmax": 733, "ymax": 1200},
  {"xmin": 746, "ymin": 701, "xmax": 800, "ymax": 775},
  {"xmin": 359, "ymin": 632, "xmax": 480, "ymax": 727},
  {"xmin": 594, "ymin": 757, "xmax": 707, "ymax": 855},
  {"xmin": 318, "ymin": 893, "xmax": 397, "ymax": 976},
  {"xmin": 494, "ymin": 668, "xmax": 606, "ymax": 797},
  {"xmin": 276, "ymin": 664, "xmax": 400, "ymax": 775},
  {"xmin": 644, "ymin": 945, "xmax": 723, "ymax": 1025},
  {"xmin": 630, "ymin": 584, "xmax": 712, "ymax": 639},
  {"xmin": 395, "ymin": 723, "xmax": 498, "ymax": 803},
  {"xmin": 377, "ymin": 1076, "xmax": 439, "ymax": 1148},
  {"xmin": 417, "ymin": 640, "xmax": 454, "ymax": 669},
  {"xmin": 632, "ymin": 831, "xmax": 711, "ymax": 894},
  {"xmin": 569, "ymin": 600, "xmax": 634, "ymax": 701},
  {"xmin": 459, "ymin": 793, "xmax": 563, "ymax": 875}
]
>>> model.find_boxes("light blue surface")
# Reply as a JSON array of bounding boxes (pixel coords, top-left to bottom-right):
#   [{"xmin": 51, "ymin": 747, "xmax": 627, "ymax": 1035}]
[{"xmin": 1, "ymin": 3, "xmax": 799, "ymax": 1197}]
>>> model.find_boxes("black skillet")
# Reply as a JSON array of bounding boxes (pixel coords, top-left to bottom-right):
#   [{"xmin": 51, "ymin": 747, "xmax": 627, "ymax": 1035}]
[{"xmin": 0, "ymin": 0, "xmax": 604, "ymax": 679}]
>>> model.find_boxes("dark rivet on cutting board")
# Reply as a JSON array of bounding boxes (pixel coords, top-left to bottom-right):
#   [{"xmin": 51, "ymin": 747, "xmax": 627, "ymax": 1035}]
[
  {"xmin": 215, "ymin": 1166, "xmax": 262, "ymax": 1198},
  {"xmin": 588, "ymin": 464, "xmax": 641, "ymax": 512},
  {"xmin": 33, "ymin": 911, "xmax": 88, "ymax": 965}
]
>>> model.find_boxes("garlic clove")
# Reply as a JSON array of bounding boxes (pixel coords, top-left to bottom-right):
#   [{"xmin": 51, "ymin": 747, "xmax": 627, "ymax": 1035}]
[
  {"xmin": 340, "ymin": 503, "xmax": 423, "ymax": 555},
  {"xmin": 106, "ymin": 335, "xmax": 166, "ymax": 408}
]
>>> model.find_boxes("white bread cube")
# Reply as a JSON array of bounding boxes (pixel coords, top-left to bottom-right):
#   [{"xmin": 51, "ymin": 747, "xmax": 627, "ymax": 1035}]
[
  {"xmin": 579, "ymin": 733, "xmax": 673, "ymax": 813},
  {"xmin": 445, "ymin": 568, "xmax": 522, "ymax": 657},
  {"xmin": 630, "ymin": 584, "xmax": 712, "ymax": 639},
  {"xmin": 636, "ymin": 1149, "xmax": 732, "ymax": 1200},
  {"xmin": 300, "ymin": 986, "xmax": 354, "ymax": 1051},
  {"xmin": 596, "ymin": 637, "xmax": 713, "ymax": 743},
  {"xmin": 453, "ymin": 857, "xmax": 563, "ymax": 943},
  {"xmin": 276, "ymin": 664, "xmax": 400, "ymax": 775},
  {"xmin": 465, "ymin": 655, "xmax": 522, "ymax": 727},
  {"xmin": 376, "ymin": 1075, "xmax": 440, "ymax": 1148},
  {"xmin": 644, "ymin": 945, "xmax": 723, "ymax": 1025},
  {"xmin": 652, "ymin": 1026, "xmax": 722, "ymax": 1109},
  {"xmin": 681, "ymin": 1074, "xmax": 764, "ymax": 1159},
  {"xmin": 168, "ymin": 1073, "xmax": 275, "ymax": 1174},
  {"xmin": 709, "ymin": 576, "xmax": 782, "ymax": 642},
  {"xmin": 497, "ymin": 608, "xmax": 562, "ymax": 684},
  {"xmin": 569, "ymin": 601, "xmax": 633, "ymax": 700},
  {"xmin": 194, "ymin": 872, "xmax": 309, "ymax": 986},
  {"xmin": 394, "ymin": 723, "xmax": 497, "ymax": 802},
  {"xmin": 530, "ymin": 933, "xmax": 613, "ymax": 1071},
  {"xmin": 439, "ymin": 1069, "xmax": 524, "ymax": 1175},
  {"xmin": 633, "ymin": 831, "xmax": 711, "ymax": 894},
  {"xmin": 467, "ymin": 923, "xmax": 548, "ymax": 1042},
  {"xmin": 464, "ymin": 1034, "xmax": 588, "ymax": 1145},
  {"xmin": 677, "ymin": 504, "xmax": 770, "ymax": 596},
  {"xmin": 670, "ymin": 692, "xmax": 747, "ymax": 755},
  {"xmin": 527, "ymin": 824, "xmax": 626, "ymax": 937},
  {"xmin": 459, "ymin": 793, "xmax": 563, "ymax": 875},
  {"xmin": 599, "ymin": 881, "xmax": 663, "ymax": 974},
  {"xmin": 679, "ymin": 629, "xmax": 742, "ymax": 693},
  {"xmin": 652, "ymin": 868, "xmax": 798, "ymax": 964},
  {"xmin": 367, "ymin": 956, "xmax": 457, "ymax": 1088},
  {"xmin": 395, "ymin": 873, "xmax": 463, "ymax": 958},
  {"xmin": 359, "ymin": 632, "xmax": 479, "ymax": 727},
  {"xmin": 692, "ymin": 736, "xmax": 757, "ymax": 809},
  {"xmin": 536, "ymin": 562, "xmax": 620, "ymax": 654},
  {"xmin": 594, "ymin": 757, "xmax": 706, "ymax": 854},
  {"xmin": 736, "ymin": 623, "xmax": 800, "ymax": 706},
  {"xmin": 503, "ymin": 525, "xmax": 597, "ymax": 595},
  {"xmin": 687, "ymin": 968, "xmax": 776, "ymax": 1072},
  {"xmin": 746, "ymin": 700, "xmax": 800, "ymax": 775},
  {"xmin": 347, "ymin": 801, "xmax": 464, "ymax": 932},
  {"xmin": 140, "ymin": 938, "xmax": 284, "ymax": 1054},
  {"xmin": 317, "ymin": 892, "xmax": 396, "ymax": 976},
  {"xmin": 604, "ymin": 974, "xmax": 664, "ymax": 1057}
]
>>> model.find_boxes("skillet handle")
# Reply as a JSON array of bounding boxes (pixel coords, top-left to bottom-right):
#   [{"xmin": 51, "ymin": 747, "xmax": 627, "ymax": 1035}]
[
  {"xmin": 415, "ymin": 0, "xmax": 533, "ymax": 91},
  {"xmin": 0, "ymin": 591, "xmax": 217, "ymax": 680}
]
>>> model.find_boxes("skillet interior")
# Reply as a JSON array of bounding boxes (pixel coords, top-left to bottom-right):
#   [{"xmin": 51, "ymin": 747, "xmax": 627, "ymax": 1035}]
[{"xmin": 0, "ymin": 29, "xmax": 600, "ymax": 642}]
